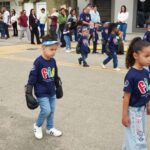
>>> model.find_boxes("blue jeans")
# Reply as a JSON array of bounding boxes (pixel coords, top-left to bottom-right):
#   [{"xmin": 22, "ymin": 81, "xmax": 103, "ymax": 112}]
[
  {"xmin": 122, "ymin": 106, "xmax": 147, "ymax": 150},
  {"xmin": 119, "ymin": 23, "xmax": 127, "ymax": 41},
  {"xmin": 36, "ymin": 95, "xmax": 56, "ymax": 129},
  {"xmin": 73, "ymin": 28, "xmax": 78, "ymax": 41},
  {"xmin": 40, "ymin": 24, "xmax": 45, "ymax": 37},
  {"xmin": 64, "ymin": 35, "xmax": 71, "ymax": 49},
  {"xmin": 103, "ymin": 51, "xmax": 118, "ymax": 68}
]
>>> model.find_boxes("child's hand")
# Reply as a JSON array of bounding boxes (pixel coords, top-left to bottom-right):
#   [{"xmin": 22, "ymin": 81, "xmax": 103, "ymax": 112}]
[
  {"xmin": 122, "ymin": 115, "xmax": 130, "ymax": 127},
  {"xmin": 147, "ymin": 103, "xmax": 150, "ymax": 115}
]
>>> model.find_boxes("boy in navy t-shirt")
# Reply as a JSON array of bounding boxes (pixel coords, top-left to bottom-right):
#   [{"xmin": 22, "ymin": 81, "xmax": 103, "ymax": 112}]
[
  {"xmin": 26, "ymin": 35, "xmax": 62, "ymax": 139},
  {"xmin": 143, "ymin": 23, "xmax": 150, "ymax": 43},
  {"xmin": 78, "ymin": 27, "xmax": 90, "ymax": 67}
]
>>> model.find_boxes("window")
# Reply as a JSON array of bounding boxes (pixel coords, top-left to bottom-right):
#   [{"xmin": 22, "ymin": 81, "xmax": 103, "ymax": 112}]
[
  {"xmin": 0, "ymin": 1, "xmax": 10, "ymax": 11},
  {"xmin": 136, "ymin": 0, "xmax": 150, "ymax": 28}
]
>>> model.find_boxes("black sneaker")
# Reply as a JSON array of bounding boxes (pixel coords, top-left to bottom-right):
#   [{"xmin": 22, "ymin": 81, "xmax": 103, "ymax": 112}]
[
  {"xmin": 83, "ymin": 64, "xmax": 89, "ymax": 67},
  {"xmin": 78, "ymin": 59, "xmax": 82, "ymax": 65}
]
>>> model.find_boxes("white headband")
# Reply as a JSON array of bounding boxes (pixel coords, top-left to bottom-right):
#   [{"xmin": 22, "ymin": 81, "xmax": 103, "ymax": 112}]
[{"xmin": 42, "ymin": 41, "xmax": 59, "ymax": 46}]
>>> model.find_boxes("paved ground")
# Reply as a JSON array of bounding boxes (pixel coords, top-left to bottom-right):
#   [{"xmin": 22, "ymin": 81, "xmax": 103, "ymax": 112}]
[{"xmin": 0, "ymin": 35, "xmax": 150, "ymax": 150}]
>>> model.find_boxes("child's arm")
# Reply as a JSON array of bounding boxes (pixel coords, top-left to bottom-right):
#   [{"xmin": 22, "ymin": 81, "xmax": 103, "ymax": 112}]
[
  {"xmin": 122, "ymin": 92, "xmax": 131, "ymax": 127},
  {"xmin": 147, "ymin": 102, "xmax": 150, "ymax": 115}
]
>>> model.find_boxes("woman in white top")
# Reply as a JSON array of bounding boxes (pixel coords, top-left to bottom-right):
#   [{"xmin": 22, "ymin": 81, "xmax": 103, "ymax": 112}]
[
  {"xmin": 118, "ymin": 5, "xmax": 129, "ymax": 41},
  {"xmin": 11, "ymin": 9, "xmax": 18, "ymax": 36}
]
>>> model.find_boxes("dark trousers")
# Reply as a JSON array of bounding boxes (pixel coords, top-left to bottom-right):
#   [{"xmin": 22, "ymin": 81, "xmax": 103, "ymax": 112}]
[
  {"xmin": 12, "ymin": 22, "xmax": 18, "ymax": 36},
  {"xmin": 79, "ymin": 52, "xmax": 88, "ymax": 65},
  {"xmin": 30, "ymin": 27, "xmax": 41, "ymax": 44},
  {"xmin": 102, "ymin": 43, "xmax": 107, "ymax": 54},
  {"xmin": 93, "ymin": 41, "xmax": 98, "ymax": 53},
  {"xmin": 103, "ymin": 51, "xmax": 118, "ymax": 68},
  {"xmin": 40, "ymin": 24, "xmax": 45, "ymax": 37},
  {"xmin": 4, "ymin": 23, "xmax": 9, "ymax": 38},
  {"xmin": 49, "ymin": 25, "xmax": 57, "ymax": 40},
  {"xmin": 59, "ymin": 23, "xmax": 66, "ymax": 47}
]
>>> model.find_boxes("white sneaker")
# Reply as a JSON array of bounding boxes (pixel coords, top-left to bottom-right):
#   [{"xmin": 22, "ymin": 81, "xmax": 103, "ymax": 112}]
[
  {"xmin": 114, "ymin": 68, "xmax": 121, "ymax": 71},
  {"xmin": 34, "ymin": 123, "xmax": 43, "ymax": 139},
  {"xmin": 70, "ymin": 49, "xmax": 75, "ymax": 52},
  {"xmin": 101, "ymin": 64, "xmax": 106, "ymax": 69},
  {"xmin": 66, "ymin": 50, "xmax": 71, "ymax": 53},
  {"xmin": 46, "ymin": 128, "xmax": 62, "ymax": 137}
]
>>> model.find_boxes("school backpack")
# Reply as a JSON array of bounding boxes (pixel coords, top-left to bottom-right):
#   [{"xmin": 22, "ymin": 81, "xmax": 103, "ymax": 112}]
[{"xmin": 76, "ymin": 43, "xmax": 81, "ymax": 54}]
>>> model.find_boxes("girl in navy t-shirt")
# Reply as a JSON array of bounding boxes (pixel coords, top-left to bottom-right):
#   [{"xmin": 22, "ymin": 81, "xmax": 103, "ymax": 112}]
[{"xmin": 122, "ymin": 37, "xmax": 150, "ymax": 150}]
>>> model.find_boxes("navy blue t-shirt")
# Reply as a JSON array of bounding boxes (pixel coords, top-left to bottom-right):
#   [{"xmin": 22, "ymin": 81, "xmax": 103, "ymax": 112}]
[
  {"xmin": 80, "ymin": 12, "xmax": 91, "ymax": 23},
  {"xmin": 108, "ymin": 33, "xmax": 118, "ymax": 52},
  {"xmin": 78, "ymin": 35, "xmax": 89, "ymax": 53},
  {"xmin": 123, "ymin": 67, "xmax": 150, "ymax": 107},
  {"xmin": 143, "ymin": 31, "xmax": 150, "ymax": 43},
  {"xmin": 28, "ymin": 56, "xmax": 58, "ymax": 98}
]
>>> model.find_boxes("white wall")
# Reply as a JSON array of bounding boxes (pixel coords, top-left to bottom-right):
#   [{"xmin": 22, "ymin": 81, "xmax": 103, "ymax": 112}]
[
  {"xmin": 113, "ymin": 0, "xmax": 134, "ymax": 33},
  {"xmin": 77, "ymin": 0, "xmax": 89, "ymax": 13},
  {"xmin": 10, "ymin": 1, "xmax": 22, "ymax": 17}
]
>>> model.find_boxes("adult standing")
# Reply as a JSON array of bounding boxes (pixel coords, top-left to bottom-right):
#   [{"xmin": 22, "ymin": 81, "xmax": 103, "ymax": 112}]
[
  {"xmin": 90, "ymin": 5, "xmax": 101, "ymax": 24},
  {"xmin": 58, "ymin": 8, "xmax": 67, "ymax": 47},
  {"xmin": 39, "ymin": 8, "xmax": 47, "ymax": 38},
  {"xmin": 11, "ymin": 9, "xmax": 18, "ymax": 37},
  {"xmin": 2, "ymin": 7, "xmax": 10, "ymax": 39},
  {"xmin": 29, "ymin": 9, "xmax": 41, "ymax": 44},
  {"xmin": 118, "ymin": 5, "xmax": 129, "ymax": 42},
  {"xmin": 49, "ymin": 8, "xmax": 59, "ymax": 40},
  {"xmin": 18, "ymin": 10, "xmax": 30, "ymax": 40},
  {"xmin": 80, "ymin": 6, "xmax": 92, "ymax": 28},
  {"xmin": 67, "ymin": 9, "xmax": 78, "ymax": 41}
]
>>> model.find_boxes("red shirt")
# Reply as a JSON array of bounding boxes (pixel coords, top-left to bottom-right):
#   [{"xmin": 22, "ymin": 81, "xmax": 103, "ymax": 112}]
[
  {"xmin": 50, "ymin": 16, "xmax": 58, "ymax": 27},
  {"xmin": 18, "ymin": 15, "xmax": 28, "ymax": 27}
]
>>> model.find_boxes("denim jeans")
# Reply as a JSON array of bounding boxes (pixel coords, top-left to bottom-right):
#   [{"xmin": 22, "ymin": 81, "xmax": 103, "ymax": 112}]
[
  {"xmin": 40, "ymin": 24, "xmax": 45, "ymax": 37},
  {"xmin": 64, "ymin": 35, "xmax": 71, "ymax": 49},
  {"xmin": 122, "ymin": 106, "xmax": 147, "ymax": 150},
  {"xmin": 20, "ymin": 26, "xmax": 30, "ymax": 41},
  {"xmin": 79, "ymin": 52, "xmax": 88, "ymax": 65},
  {"xmin": 36, "ymin": 95, "xmax": 56, "ymax": 130},
  {"xmin": 119, "ymin": 23, "xmax": 127, "ymax": 41},
  {"xmin": 103, "ymin": 51, "xmax": 118, "ymax": 68}
]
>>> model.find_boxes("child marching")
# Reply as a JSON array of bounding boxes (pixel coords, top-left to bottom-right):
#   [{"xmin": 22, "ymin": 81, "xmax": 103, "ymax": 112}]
[
  {"xmin": 122, "ymin": 37, "xmax": 150, "ymax": 150},
  {"xmin": 26, "ymin": 35, "xmax": 62, "ymax": 139},
  {"xmin": 101, "ymin": 23, "xmax": 121, "ymax": 71},
  {"xmin": 78, "ymin": 27, "xmax": 90, "ymax": 67}
]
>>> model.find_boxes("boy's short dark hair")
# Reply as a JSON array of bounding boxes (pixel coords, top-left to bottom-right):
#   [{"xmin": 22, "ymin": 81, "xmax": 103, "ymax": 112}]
[{"xmin": 42, "ymin": 34, "xmax": 57, "ymax": 43}]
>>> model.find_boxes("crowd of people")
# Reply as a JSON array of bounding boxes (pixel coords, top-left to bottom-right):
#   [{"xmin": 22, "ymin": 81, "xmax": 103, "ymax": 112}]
[{"xmin": 0, "ymin": 4, "xmax": 130, "ymax": 70}]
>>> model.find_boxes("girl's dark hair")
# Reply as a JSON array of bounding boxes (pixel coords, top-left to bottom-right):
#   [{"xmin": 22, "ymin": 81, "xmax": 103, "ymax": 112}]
[
  {"xmin": 30, "ymin": 9, "xmax": 36, "ymax": 16},
  {"xmin": 64, "ymin": 23, "xmax": 70, "ymax": 30},
  {"xmin": 108, "ymin": 23, "xmax": 117, "ymax": 34},
  {"xmin": 12, "ymin": 9, "xmax": 16, "ymax": 15},
  {"xmin": 120, "ymin": 5, "xmax": 127, "ymax": 13},
  {"xmin": 70, "ymin": 9, "xmax": 76, "ymax": 16},
  {"xmin": 126, "ymin": 37, "xmax": 150, "ymax": 68}
]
